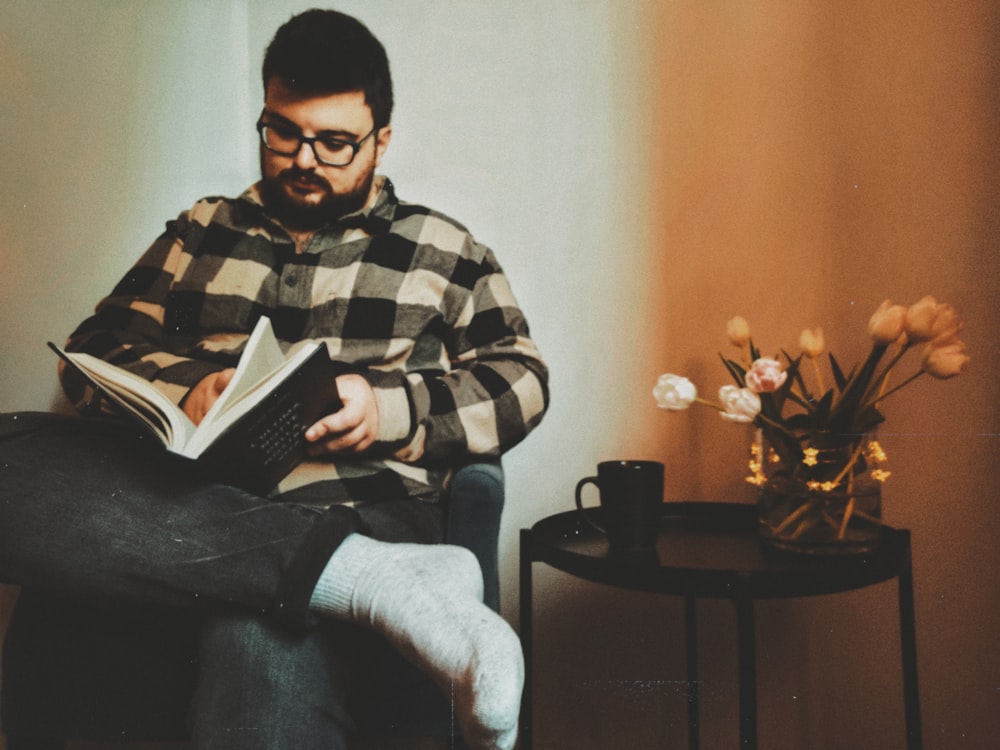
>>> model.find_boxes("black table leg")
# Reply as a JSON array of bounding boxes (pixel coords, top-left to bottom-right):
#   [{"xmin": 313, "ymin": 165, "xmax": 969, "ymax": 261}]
[
  {"xmin": 685, "ymin": 594, "xmax": 700, "ymax": 750},
  {"xmin": 519, "ymin": 529, "xmax": 534, "ymax": 750},
  {"xmin": 898, "ymin": 548, "xmax": 923, "ymax": 750},
  {"xmin": 735, "ymin": 591, "xmax": 758, "ymax": 749}
]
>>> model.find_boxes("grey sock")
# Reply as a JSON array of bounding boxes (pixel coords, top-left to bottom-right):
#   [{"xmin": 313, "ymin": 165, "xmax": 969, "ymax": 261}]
[{"xmin": 310, "ymin": 533, "xmax": 522, "ymax": 750}]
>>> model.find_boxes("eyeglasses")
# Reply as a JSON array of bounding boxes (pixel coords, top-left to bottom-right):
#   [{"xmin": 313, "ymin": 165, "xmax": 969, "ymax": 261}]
[{"xmin": 256, "ymin": 118, "xmax": 378, "ymax": 167}]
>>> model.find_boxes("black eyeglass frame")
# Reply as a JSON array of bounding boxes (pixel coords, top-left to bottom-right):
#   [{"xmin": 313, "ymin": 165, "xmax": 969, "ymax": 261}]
[{"xmin": 256, "ymin": 118, "xmax": 378, "ymax": 167}]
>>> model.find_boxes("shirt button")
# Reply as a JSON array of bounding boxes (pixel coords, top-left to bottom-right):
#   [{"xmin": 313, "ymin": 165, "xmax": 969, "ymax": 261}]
[{"xmin": 284, "ymin": 274, "xmax": 297, "ymax": 287}]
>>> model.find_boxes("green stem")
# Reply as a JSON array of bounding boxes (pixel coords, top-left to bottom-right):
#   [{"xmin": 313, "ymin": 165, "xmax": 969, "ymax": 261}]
[
  {"xmin": 811, "ymin": 357, "xmax": 826, "ymax": 396},
  {"xmin": 774, "ymin": 501, "xmax": 814, "ymax": 535},
  {"xmin": 695, "ymin": 397, "xmax": 725, "ymax": 412},
  {"xmin": 851, "ymin": 509, "xmax": 882, "ymax": 525},
  {"xmin": 861, "ymin": 341, "xmax": 912, "ymax": 406},
  {"xmin": 831, "ymin": 344, "xmax": 888, "ymax": 428},
  {"xmin": 831, "ymin": 440, "xmax": 866, "ymax": 487},
  {"xmin": 859, "ymin": 369, "xmax": 926, "ymax": 412},
  {"xmin": 838, "ymin": 497, "xmax": 856, "ymax": 540}
]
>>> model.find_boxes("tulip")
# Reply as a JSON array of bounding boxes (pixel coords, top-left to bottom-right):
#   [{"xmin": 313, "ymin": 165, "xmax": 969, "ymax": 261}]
[
  {"xmin": 800, "ymin": 327, "xmax": 827, "ymax": 393},
  {"xmin": 726, "ymin": 316, "xmax": 751, "ymax": 347},
  {"xmin": 905, "ymin": 295, "xmax": 963, "ymax": 344},
  {"xmin": 745, "ymin": 358, "xmax": 787, "ymax": 393},
  {"xmin": 653, "ymin": 373, "xmax": 698, "ymax": 410},
  {"xmin": 922, "ymin": 341, "xmax": 970, "ymax": 379},
  {"xmin": 799, "ymin": 327, "xmax": 825, "ymax": 358},
  {"xmin": 868, "ymin": 300, "xmax": 907, "ymax": 344},
  {"xmin": 718, "ymin": 385, "xmax": 761, "ymax": 423}
]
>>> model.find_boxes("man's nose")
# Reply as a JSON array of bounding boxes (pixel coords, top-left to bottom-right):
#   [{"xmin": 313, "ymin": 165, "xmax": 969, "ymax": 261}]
[{"xmin": 293, "ymin": 141, "xmax": 319, "ymax": 169}]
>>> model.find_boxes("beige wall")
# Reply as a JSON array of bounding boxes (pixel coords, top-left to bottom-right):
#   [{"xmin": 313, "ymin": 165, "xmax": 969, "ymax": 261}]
[{"xmin": 2, "ymin": 1, "xmax": 998, "ymax": 748}]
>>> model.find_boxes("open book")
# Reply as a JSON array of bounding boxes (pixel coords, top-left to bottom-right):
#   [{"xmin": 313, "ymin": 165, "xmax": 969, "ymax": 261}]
[{"xmin": 50, "ymin": 317, "xmax": 344, "ymax": 494}]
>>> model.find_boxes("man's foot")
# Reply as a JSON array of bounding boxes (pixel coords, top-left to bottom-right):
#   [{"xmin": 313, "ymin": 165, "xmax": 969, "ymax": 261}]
[{"xmin": 310, "ymin": 534, "xmax": 521, "ymax": 749}]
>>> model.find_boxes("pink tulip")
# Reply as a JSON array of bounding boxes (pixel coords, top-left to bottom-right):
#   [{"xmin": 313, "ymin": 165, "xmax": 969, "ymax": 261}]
[{"xmin": 745, "ymin": 358, "xmax": 787, "ymax": 393}]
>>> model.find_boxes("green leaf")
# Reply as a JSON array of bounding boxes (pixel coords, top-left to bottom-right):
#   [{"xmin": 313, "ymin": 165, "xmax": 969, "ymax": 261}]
[
  {"xmin": 783, "ymin": 348, "xmax": 812, "ymax": 402},
  {"xmin": 759, "ymin": 422, "xmax": 804, "ymax": 466},
  {"xmin": 812, "ymin": 389, "xmax": 834, "ymax": 429},
  {"xmin": 784, "ymin": 389, "xmax": 817, "ymax": 413},
  {"xmin": 719, "ymin": 353, "xmax": 746, "ymax": 386},
  {"xmin": 784, "ymin": 413, "xmax": 813, "ymax": 431},
  {"xmin": 829, "ymin": 352, "xmax": 847, "ymax": 391},
  {"xmin": 770, "ymin": 355, "xmax": 803, "ymax": 415},
  {"xmin": 829, "ymin": 344, "xmax": 888, "ymax": 433},
  {"xmin": 852, "ymin": 404, "xmax": 886, "ymax": 434},
  {"xmin": 758, "ymin": 391, "xmax": 780, "ymax": 423}
]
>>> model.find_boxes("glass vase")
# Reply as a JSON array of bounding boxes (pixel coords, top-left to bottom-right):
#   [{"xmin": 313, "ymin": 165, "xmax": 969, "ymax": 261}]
[{"xmin": 751, "ymin": 429, "xmax": 886, "ymax": 555}]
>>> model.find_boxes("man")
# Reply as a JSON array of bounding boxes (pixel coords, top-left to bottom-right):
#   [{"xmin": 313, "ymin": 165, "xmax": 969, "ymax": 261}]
[{"xmin": 0, "ymin": 9, "xmax": 548, "ymax": 750}]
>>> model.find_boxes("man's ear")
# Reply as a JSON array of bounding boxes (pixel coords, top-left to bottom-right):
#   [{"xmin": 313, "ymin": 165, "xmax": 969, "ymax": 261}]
[{"xmin": 374, "ymin": 125, "xmax": 392, "ymax": 167}]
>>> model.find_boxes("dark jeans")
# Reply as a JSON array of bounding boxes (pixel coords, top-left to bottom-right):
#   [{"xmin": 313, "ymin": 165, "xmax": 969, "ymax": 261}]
[{"xmin": 0, "ymin": 412, "xmax": 446, "ymax": 749}]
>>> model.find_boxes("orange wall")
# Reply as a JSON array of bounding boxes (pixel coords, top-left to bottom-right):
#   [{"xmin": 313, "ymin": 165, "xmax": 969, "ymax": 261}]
[
  {"xmin": 533, "ymin": 2, "xmax": 998, "ymax": 748},
  {"xmin": 643, "ymin": 0, "xmax": 998, "ymax": 490},
  {"xmin": 539, "ymin": 2, "xmax": 999, "ymax": 747}
]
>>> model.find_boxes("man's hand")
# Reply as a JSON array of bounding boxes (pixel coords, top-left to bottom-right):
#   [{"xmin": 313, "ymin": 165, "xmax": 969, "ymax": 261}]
[
  {"xmin": 305, "ymin": 374, "xmax": 380, "ymax": 456},
  {"xmin": 183, "ymin": 369, "xmax": 236, "ymax": 425}
]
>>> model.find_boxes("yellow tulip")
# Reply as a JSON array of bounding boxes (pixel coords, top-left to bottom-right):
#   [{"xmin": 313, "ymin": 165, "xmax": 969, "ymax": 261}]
[
  {"xmin": 726, "ymin": 316, "xmax": 751, "ymax": 347},
  {"xmin": 868, "ymin": 299, "xmax": 907, "ymax": 344},
  {"xmin": 922, "ymin": 341, "xmax": 970, "ymax": 379},
  {"xmin": 905, "ymin": 295, "xmax": 963, "ymax": 344},
  {"xmin": 799, "ymin": 327, "xmax": 825, "ymax": 358}
]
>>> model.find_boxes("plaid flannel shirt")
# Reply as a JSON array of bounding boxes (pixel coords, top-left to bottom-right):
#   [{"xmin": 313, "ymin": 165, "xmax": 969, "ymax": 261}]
[{"xmin": 62, "ymin": 178, "xmax": 549, "ymax": 506}]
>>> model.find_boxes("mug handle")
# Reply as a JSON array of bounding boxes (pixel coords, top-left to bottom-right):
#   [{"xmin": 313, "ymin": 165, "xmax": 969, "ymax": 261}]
[{"xmin": 574, "ymin": 476, "xmax": 605, "ymax": 534}]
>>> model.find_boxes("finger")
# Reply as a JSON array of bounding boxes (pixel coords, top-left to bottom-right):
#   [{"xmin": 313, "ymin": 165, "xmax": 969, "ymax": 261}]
[
  {"xmin": 305, "ymin": 415, "xmax": 341, "ymax": 443},
  {"xmin": 215, "ymin": 368, "xmax": 236, "ymax": 393},
  {"xmin": 307, "ymin": 422, "xmax": 375, "ymax": 456},
  {"xmin": 306, "ymin": 401, "xmax": 363, "ymax": 440},
  {"xmin": 320, "ymin": 423, "xmax": 366, "ymax": 452}
]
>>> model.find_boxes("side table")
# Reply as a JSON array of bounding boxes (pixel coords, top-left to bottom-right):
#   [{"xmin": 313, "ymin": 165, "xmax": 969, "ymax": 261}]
[{"xmin": 518, "ymin": 502, "xmax": 922, "ymax": 749}]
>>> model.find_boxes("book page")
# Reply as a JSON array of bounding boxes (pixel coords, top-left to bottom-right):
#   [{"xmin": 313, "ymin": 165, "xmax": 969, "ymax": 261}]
[
  {"xmin": 59, "ymin": 350, "xmax": 195, "ymax": 449},
  {"xmin": 180, "ymin": 340, "xmax": 321, "ymax": 459},
  {"xmin": 197, "ymin": 317, "xmax": 285, "ymax": 427}
]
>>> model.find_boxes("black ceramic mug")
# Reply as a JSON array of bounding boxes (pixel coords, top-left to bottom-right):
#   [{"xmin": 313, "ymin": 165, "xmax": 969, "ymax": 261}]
[{"xmin": 575, "ymin": 460, "xmax": 664, "ymax": 553}]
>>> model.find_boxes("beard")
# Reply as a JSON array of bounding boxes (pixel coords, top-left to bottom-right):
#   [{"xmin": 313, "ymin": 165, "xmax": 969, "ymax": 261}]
[{"xmin": 260, "ymin": 164, "xmax": 374, "ymax": 232}]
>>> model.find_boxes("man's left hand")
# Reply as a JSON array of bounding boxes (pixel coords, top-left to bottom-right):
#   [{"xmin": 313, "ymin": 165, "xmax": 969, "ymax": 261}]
[{"xmin": 305, "ymin": 374, "xmax": 380, "ymax": 455}]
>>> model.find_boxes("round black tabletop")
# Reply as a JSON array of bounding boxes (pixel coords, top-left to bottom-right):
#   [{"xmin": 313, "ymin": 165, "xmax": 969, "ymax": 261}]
[{"xmin": 527, "ymin": 501, "xmax": 912, "ymax": 599}]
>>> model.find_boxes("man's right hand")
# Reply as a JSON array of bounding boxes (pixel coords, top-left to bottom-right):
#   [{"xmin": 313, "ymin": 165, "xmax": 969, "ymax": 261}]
[{"xmin": 183, "ymin": 369, "xmax": 235, "ymax": 425}]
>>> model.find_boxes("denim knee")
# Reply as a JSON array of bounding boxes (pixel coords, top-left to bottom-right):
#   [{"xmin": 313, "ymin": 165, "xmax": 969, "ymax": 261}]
[{"xmin": 193, "ymin": 613, "xmax": 367, "ymax": 750}]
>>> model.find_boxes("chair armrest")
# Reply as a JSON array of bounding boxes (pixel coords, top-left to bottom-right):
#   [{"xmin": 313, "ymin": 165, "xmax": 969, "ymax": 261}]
[{"xmin": 445, "ymin": 461, "xmax": 505, "ymax": 611}]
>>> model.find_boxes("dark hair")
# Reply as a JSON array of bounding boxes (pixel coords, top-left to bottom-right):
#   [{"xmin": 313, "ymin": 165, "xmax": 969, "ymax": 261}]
[{"xmin": 262, "ymin": 9, "xmax": 393, "ymax": 128}]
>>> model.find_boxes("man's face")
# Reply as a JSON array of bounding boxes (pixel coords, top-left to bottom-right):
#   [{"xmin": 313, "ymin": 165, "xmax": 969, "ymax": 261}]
[{"xmin": 259, "ymin": 77, "xmax": 392, "ymax": 230}]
